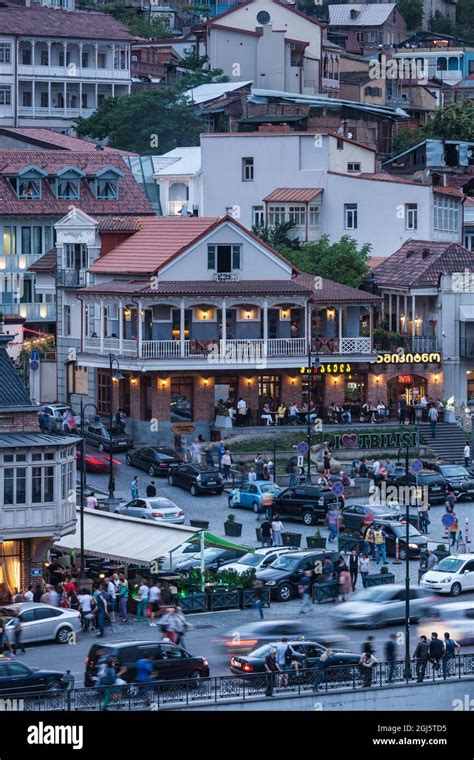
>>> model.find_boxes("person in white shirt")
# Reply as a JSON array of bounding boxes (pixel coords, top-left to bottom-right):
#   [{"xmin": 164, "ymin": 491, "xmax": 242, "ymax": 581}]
[
  {"xmin": 135, "ymin": 581, "xmax": 150, "ymax": 623},
  {"xmin": 148, "ymin": 582, "xmax": 161, "ymax": 626},
  {"xmin": 288, "ymin": 403, "xmax": 299, "ymax": 424},
  {"xmin": 271, "ymin": 517, "xmax": 283, "ymax": 546},
  {"xmin": 248, "ymin": 467, "xmax": 257, "ymax": 482},
  {"xmin": 464, "ymin": 442, "xmax": 471, "ymax": 468},
  {"xmin": 237, "ymin": 397, "xmax": 247, "ymax": 415},
  {"xmin": 86, "ymin": 493, "xmax": 98, "ymax": 509},
  {"xmin": 24, "ymin": 586, "xmax": 34, "ymax": 602},
  {"xmin": 78, "ymin": 589, "xmax": 94, "ymax": 632},
  {"xmin": 106, "ymin": 578, "xmax": 116, "ymax": 622},
  {"xmin": 372, "ymin": 460, "xmax": 381, "ymax": 486}
]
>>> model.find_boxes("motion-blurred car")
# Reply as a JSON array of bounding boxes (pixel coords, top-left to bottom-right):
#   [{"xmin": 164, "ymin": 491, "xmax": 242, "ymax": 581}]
[
  {"xmin": 217, "ymin": 547, "xmax": 297, "ymax": 576},
  {"xmin": 175, "ymin": 546, "xmax": 248, "ymax": 573},
  {"xmin": 228, "ymin": 481, "xmax": 281, "ymax": 512},
  {"xmin": 168, "ymin": 464, "xmax": 224, "ymax": 496},
  {"xmin": 417, "ymin": 602, "xmax": 474, "ymax": 645},
  {"xmin": 76, "ymin": 448, "xmax": 121, "ymax": 473},
  {"xmin": 215, "ymin": 620, "xmax": 348, "ymax": 655},
  {"xmin": 125, "ymin": 446, "xmax": 182, "ymax": 476},
  {"xmin": 114, "ymin": 497, "xmax": 185, "ymax": 524},
  {"xmin": 0, "ymin": 603, "xmax": 81, "ymax": 645},
  {"xmin": 0, "ymin": 660, "xmax": 67, "ymax": 694},
  {"xmin": 421, "ymin": 554, "xmax": 474, "ymax": 596},
  {"xmin": 229, "ymin": 640, "xmax": 360, "ymax": 677},
  {"xmin": 256, "ymin": 549, "xmax": 339, "ymax": 602},
  {"xmin": 333, "ymin": 585, "xmax": 435, "ymax": 628},
  {"xmin": 82, "ymin": 421, "xmax": 133, "ymax": 452},
  {"xmin": 341, "ymin": 504, "xmax": 400, "ymax": 532}
]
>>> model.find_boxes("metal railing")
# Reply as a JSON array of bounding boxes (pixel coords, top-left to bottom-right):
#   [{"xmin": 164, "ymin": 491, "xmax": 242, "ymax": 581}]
[{"xmin": 17, "ymin": 654, "xmax": 474, "ymax": 711}]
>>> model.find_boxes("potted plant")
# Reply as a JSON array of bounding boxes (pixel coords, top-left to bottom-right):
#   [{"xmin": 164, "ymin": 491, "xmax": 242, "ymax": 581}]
[
  {"xmin": 306, "ymin": 528, "xmax": 326, "ymax": 549},
  {"xmin": 312, "ymin": 574, "xmax": 338, "ymax": 603},
  {"xmin": 281, "ymin": 531, "xmax": 302, "ymax": 548},
  {"xmin": 224, "ymin": 513, "xmax": 243, "ymax": 538},
  {"xmin": 365, "ymin": 565, "xmax": 395, "ymax": 587},
  {"xmin": 189, "ymin": 519, "xmax": 209, "ymax": 530},
  {"xmin": 215, "ymin": 405, "xmax": 233, "ymax": 429}
]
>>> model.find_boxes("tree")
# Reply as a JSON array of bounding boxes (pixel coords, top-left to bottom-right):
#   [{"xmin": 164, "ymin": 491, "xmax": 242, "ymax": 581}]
[
  {"xmin": 178, "ymin": 52, "xmax": 228, "ymax": 91},
  {"xmin": 252, "ymin": 220, "xmax": 300, "ymax": 250},
  {"xmin": 281, "ymin": 235, "xmax": 372, "ymax": 288},
  {"xmin": 93, "ymin": 4, "xmax": 172, "ymax": 38},
  {"xmin": 422, "ymin": 100, "xmax": 474, "ymax": 141},
  {"xmin": 75, "ymin": 88, "xmax": 204, "ymax": 154},
  {"xmin": 429, "ymin": 10, "xmax": 455, "ymax": 34},
  {"xmin": 391, "ymin": 128, "xmax": 421, "ymax": 157},
  {"xmin": 397, "ymin": 0, "xmax": 423, "ymax": 31}
]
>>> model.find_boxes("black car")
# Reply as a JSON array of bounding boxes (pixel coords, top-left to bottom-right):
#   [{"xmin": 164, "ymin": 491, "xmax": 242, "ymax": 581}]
[
  {"xmin": 256, "ymin": 549, "xmax": 339, "ymax": 602},
  {"xmin": 230, "ymin": 640, "xmax": 360, "ymax": 678},
  {"xmin": 341, "ymin": 504, "xmax": 400, "ymax": 532},
  {"xmin": 83, "ymin": 421, "xmax": 133, "ymax": 453},
  {"xmin": 84, "ymin": 640, "xmax": 209, "ymax": 688},
  {"xmin": 391, "ymin": 470, "xmax": 447, "ymax": 505},
  {"xmin": 272, "ymin": 485, "xmax": 339, "ymax": 526},
  {"xmin": 176, "ymin": 546, "xmax": 248, "ymax": 573},
  {"xmin": 370, "ymin": 520, "xmax": 428, "ymax": 559},
  {"xmin": 126, "ymin": 446, "xmax": 182, "ymax": 477},
  {"xmin": 168, "ymin": 464, "xmax": 223, "ymax": 495},
  {"xmin": 0, "ymin": 659, "xmax": 66, "ymax": 695},
  {"xmin": 429, "ymin": 464, "xmax": 474, "ymax": 501}
]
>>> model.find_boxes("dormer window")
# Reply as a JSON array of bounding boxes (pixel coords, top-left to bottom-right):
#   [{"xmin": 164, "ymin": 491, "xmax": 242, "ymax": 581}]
[
  {"xmin": 89, "ymin": 166, "xmax": 123, "ymax": 200},
  {"xmin": 53, "ymin": 167, "xmax": 84, "ymax": 200},
  {"xmin": 9, "ymin": 166, "xmax": 47, "ymax": 199}
]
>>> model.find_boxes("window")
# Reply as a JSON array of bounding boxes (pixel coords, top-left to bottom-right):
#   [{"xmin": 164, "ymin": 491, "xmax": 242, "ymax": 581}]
[
  {"xmin": 22, "ymin": 92, "xmax": 32, "ymax": 108},
  {"xmin": 337, "ymin": 139, "xmax": 344, "ymax": 150},
  {"xmin": 347, "ymin": 162, "xmax": 361, "ymax": 172},
  {"xmin": 288, "ymin": 205, "xmax": 306, "ymax": 226},
  {"xmin": 57, "ymin": 178, "xmax": 79, "ymax": 200},
  {"xmin": 21, "ymin": 227, "xmax": 31, "ymax": 256},
  {"xmin": 61, "ymin": 460, "xmax": 74, "ymax": 500},
  {"xmin": 67, "ymin": 363, "xmax": 89, "ymax": 398},
  {"xmin": 3, "ymin": 225, "xmax": 16, "ymax": 255},
  {"xmin": 32, "ymin": 466, "xmax": 54, "ymax": 504},
  {"xmin": 82, "ymin": 51, "xmax": 89, "ymax": 68},
  {"xmin": 170, "ymin": 377, "xmax": 193, "ymax": 422},
  {"xmin": 33, "ymin": 226, "xmax": 42, "ymax": 254},
  {"xmin": 21, "ymin": 48, "xmax": 31, "ymax": 65},
  {"xmin": 114, "ymin": 48, "xmax": 127, "ymax": 70},
  {"xmin": 64, "ymin": 305, "xmax": 71, "ymax": 336},
  {"xmin": 17, "ymin": 178, "xmax": 41, "ymax": 199},
  {"xmin": 258, "ymin": 375, "xmax": 281, "ymax": 405},
  {"xmin": 207, "ymin": 245, "xmax": 241, "ymax": 273},
  {"xmin": 405, "ymin": 203, "xmax": 418, "ymax": 230},
  {"xmin": 3, "ymin": 468, "xmax": 26, "ymax": 505},
  {"xmin": 367, "ymin": 32, "xmax": 377, "ymax": 43},
  {"xmin": 365, "ymin": 86, "xmax": 382, "ymax": 97},
  {"xmin": 433, "ymin": 195, "xmax": 460, "ymax": 232},
  {"xmin": 242, "ymin": 157, "xmax": 254, "ymax": 181},
  {"xmin": 355, "ymin": 32, "xmax": 364, "ymax": 43},
  {"xmin": 268, "ymin": 206, "xmax": 286, "ymax": 226},
  {"xmin": 0, "ymin": 85, "xmax": 11, "ymax": 106},
  {"xmin": 309, "ymin": 205, "xmax": 320, "ymax": 227},
  {"xmin": 97, "ymin": 53, "xmax": 107, "ymax": 69},
  {"xmin": 96, "ymin": 179, "xmax": 118, "ymax": 199},
  {"xmin": 232, "ymin": 244, "xmax": 241, "ymax": 270},
  {"xmin": 40, "ymin": 50, "xmax": 49, "ymax": 66},
  {"xmin": 65, "ymin": 243, "xmax": 88, "ymax": 270},
  {"xmin": 97, "ymin": 369, "xmax": 111, "ymax": 416},
  {"xmin": 0, "ymin": 44, "xmax": 11, "ymax": 64},
  {"xmin": 207, "ymin": 245, "xmax": 215, "ymax": 270},
  {"xmin": 81, "ymin": 93, "xmax": 88, "ymax": 109},
  {"xmin": 344, "ymin": 203, "xmax": 358, "ymax": 229},
  {"xmin": 40, "ymin": 92, "xmax": 48, "ymax": 108},
  {"xmin": 345, "ymin": 372, "xmax": 366, "ymax": 403},
  {"xmin": 252, "ymin": 206, "xmax": 264, "ymax": 226}
]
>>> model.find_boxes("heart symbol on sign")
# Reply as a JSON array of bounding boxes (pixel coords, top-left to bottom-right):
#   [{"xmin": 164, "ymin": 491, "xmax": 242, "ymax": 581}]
[{"xmin": 341, "ymin": 434, "xmax": 358, "ymax": 448}]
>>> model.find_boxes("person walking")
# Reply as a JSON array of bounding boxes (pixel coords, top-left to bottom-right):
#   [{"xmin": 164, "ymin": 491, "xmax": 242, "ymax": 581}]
[
  {"xmin": 260, "ymin": 517, "xmax": 273, "ymax": 547},
  {"xmin": 449, "ymin": 514, "xmax": 459, "ymax": 547},
  {"xmin": 399, "ymin": 394, "xmax": 407, "ymax": 425},
  {"xmin": 385, "ymin": 634, "xmax": 398, "ymax": 683},
  {"xmin": 78, "ymin": 589, "xmax": 93, "ymax": 632},
  {"xmin": 464, "ymin": 442, "xmax": 471, "ymax": 469},
  {"xmin": 95, "ymin": 585, "xmax": 109, "ymax": 638},
  {"xmin": 442, "ymin": 632, "xmax": 460, "ymax": 679},
  {"xmin": 428, "ymin": 404, "xmax": 438, "ymax": 438},
  {"xmin": 0, "ymin": 612, "xmax": 12, "ymax": 656},
  {"xmin": 190, "ymin": 439, "xmax": 203, "ymax": 464},
  {"xmin": 372, "ymin": 459, "xmax": 381, "ymax": 487},
  {"xmin": 348, "ymin": 550, "xmax": 359, "ymax": 591},
  {"xmin": 86, "ymin": 492, "xmax": 98, "ymax": 509},
  {"xmin": 326, "ymin": 506, "xmax": 340, "ymax": 543},
  {"xmin": 418, "ymin": 501, "xmax": 430, "ymax": 534},
  {"xmin": 359, "ymin": 553, "xmax": 370, "ymax": 588},
  {"xmin": 413, "ymin": 635, "xmax": 430, "ymax": 682},
  {"xmin": 217, "ymin": 440, "xmax": 225, "ymax": 472},
  {"xmin": 146, "ymin": 481, "xmax": 157, "ymax": 498},
  {"xmin": 288, "ymin": 464, "xmax": 299, "ymax": 487},
  {"xmin": 337, "ymin": 565, "xmax": 351, "ymax": 603},
  {"xmin": 135, "ymin": 580, "xmax": 149, "ymax": 623},
  {"xmin": 174, "ymin": 607, "xmax": 190, "ymax": 647},
  {"xmin": 445, "ymin": 489, "xmax": 456, "ymax": 514},
  {"xmin": 117, "ymin": 575, "xmax": 129, "ymax": 623},
  {"xmin": 298, "ymin": 570, "xmax": 313, "ymax": 614},
  {"xmin": 130, "ymin": 476, "xmax": 139, "ymax": 499},
  {"xmin": 11, "ymin": 611, "xmax": 25, "ymax": 655},
  {"xmin": 323, "ymin": 450, "xmax": 331, "ymax": 477},
  {"xmin": 264, "ymin": 648, "xmax": 280, "ymax": 697},
  {"xmin": 253, "ymin": 579, "xmax": 265, "ymax": 620},
  {"xmin": 363, "ymin": 523, "xmax": 376, "ymax": 559},
  {"xmin": 362, "ymin": 635, "xmax": 375, "ymax": 656},
  {"xmin": 359, "ymin": 651, "xmax": 377, "ymax": 687},
  {"xmin": 429, "ymin": 632, "xmax": 445, "ymax": 672},
  {"xmin": 427, "ymin": 550, "xmax": 438, "ymax": 571},
  {"xmin": 271, "ymin": 516, "xmax": 283, "ymax": 546},
  {"xmin": 221, "ymin": 449, "xmax": 232, "ymax": 480},
  {"xmin": 148, "ymin": 581, "xmax": 161, "ymax": 627},
  {"xmin": 205, "ymin": 445, "xmax": 215, "ymax": 466},
  {"xmin": 248, "ymin": 466, "xmax": 257, "ymax": 482},
  {"xmin": 373, "ymin": 526, "xmax": 389, "ymax": 565},
  {"xmin": 160, "ymin": 607, "xmax": 180, "ymax": 643}
]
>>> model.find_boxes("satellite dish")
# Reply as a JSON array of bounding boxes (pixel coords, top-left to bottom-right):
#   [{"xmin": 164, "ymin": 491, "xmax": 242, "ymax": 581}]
[{"xmin": 256, "ymin": 10, "xmax": 271, "ymax": 24}]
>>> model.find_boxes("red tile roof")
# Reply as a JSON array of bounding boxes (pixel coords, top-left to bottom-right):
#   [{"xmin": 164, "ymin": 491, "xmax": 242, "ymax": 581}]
[
  {"xmin": 28, "ymin": 249, "xmax": 57, "ymax": 274},
  {"xmin": 263, "ymin": 188, "xmax": 323, "ymax": 202},
  {"xmin": 80, "ymin": 277, "xmax": 313, "ymax": 297},
  {"xmin": 296, "ymin": 272, "xmax": 381, "ymax": 303},
  {"xmin": 373, "ymin": 240, "xmax": 474, "ymax": 289},
  {"xmin": 0, "ymin": 128, "xmax": 134, "ymax": 155},
  {"xmin": 96, "ymin": 216, "xmax": 142, "ymax": 232},
  {"xmin": 433, "ymin": 186, "xmax": 464, "ymax": 198},
  {"xmin": 367, "ymin": 256, "xmax": 386, "ymax": 270},
  {"xmin": 0, "ymin": 5, "xmax": 135, "ymax": 40},
  {"xmin": 0, "ymin": 152, "xmax": 153, "ymax": 217}
]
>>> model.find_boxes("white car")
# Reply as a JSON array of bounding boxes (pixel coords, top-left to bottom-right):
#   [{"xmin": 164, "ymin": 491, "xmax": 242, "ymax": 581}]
[
  {"xmin": 421, "ymin": 554, "xmax": 474, "ymax": 596},
  {"xmin": 217, "ymin": 547, "xmax": 297, "ymax": 576},
  {"xmin": 417, "ymin": 602, "xmax": 474, "ymax": 646},
  {"xmin": 0, "ymin": 603, "xmax": 82, "ymax": 645},
  {"xmin": 158, "ymin": 540, "xmax": 201, "ymax": 571},
  {"xmin": 114, "ymin": 497, "xmax": 185, "ymax": 524}
]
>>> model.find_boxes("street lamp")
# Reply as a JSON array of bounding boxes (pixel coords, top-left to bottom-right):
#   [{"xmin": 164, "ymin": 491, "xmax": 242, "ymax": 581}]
[
  {"xmin": 397, "ymin": 442, "xmax": 413, "ymax": 680},
  {"xmin": 79, "ymin": 399, "xmax": 99, "ymax": 579},
  {"xmin": 306, "ymin": 349, "xmax": 320, "ymax": 482},
  {"xmin": 414, "ymin": 402, "xmax": 423, "ymax": 453},
  {"xmin": 107, "ymin": 353, "xmax": 124, "ymax": 502}
]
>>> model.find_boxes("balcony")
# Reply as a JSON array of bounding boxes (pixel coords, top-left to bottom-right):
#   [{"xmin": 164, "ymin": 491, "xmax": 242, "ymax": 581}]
[
  {"xmin": 18, "ymin": 64, "xmax": 130, "ymax": 81},
  {"xmin": 374, "ymin": 331, "xmax": 439, "ymax": 353},
  {"xmin": 18, "ymin": 106, "xmax": 95, "ymax": 119},
  {"xmin": 312, "ymin": 337, "xmax": 372, "ymax": 354},
  {"xmin": 213, "ymin": 272, "xmax": 240, "ymax": 281},
  {"xmin": 460, "ymin": 337, "xmax": 474, "ymax": 360},
  {"xmin": 57, "ymin": 269, "xmax": 88, "ymax": 288},
  {"xmin": 18, "ymin": 303, "xmax": 56, "ymax": 321}
]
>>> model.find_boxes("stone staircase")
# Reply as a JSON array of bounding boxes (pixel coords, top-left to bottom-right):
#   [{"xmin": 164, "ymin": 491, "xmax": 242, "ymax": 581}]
[{"xmin": 418, "ymin": 422, "xmax": 467, "ymax": 463}]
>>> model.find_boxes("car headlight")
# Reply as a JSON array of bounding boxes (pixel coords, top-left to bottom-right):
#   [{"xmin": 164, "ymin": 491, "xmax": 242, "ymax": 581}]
[
  {"xmin": 265, "ymin": 580, "xmax": 276, "ymax": 586},
  {"xmin": 440, "ymin": 577, "xmax": 452, "ymax": 583},
  {"xmin": 408, "ymin": 544, "xmax": 418, "ymax": 550},
  {"xmin": 318, "ymin": 498, "xmax": 324, "ymax": 506}
]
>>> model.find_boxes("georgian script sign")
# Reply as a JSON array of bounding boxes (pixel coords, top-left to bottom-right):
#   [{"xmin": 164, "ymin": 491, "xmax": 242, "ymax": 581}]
[
  {"xmin": 376, "ymin": 352, "xmax": 441, "ymax": 364},
  {"xmin": 331, "ymin": 430, "xmax": 417, "ymax": 450}
]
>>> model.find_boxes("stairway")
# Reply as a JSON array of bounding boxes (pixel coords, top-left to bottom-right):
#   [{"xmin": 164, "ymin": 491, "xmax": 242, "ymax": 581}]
[{"xmin": 418, "ymin": 422, "xmax": 467, "ymax": 463}]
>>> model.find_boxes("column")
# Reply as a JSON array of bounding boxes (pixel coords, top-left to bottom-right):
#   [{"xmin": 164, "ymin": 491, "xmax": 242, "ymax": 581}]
[
  {"xmin": 81, "ymin": 301, "xmax": 86, "ymax": 352},
  {"xmin": 79, "ymin": 81, "xmax": 82, "ymax": 116},
  {"xmin": 263, "ymin": 299, "xmax": 268, "ymax": 354},
  {"xmin": 137, "ymin": 300, "xmax": 143, "ymax": 358},
  {"xmin": 112, "ymin": 83, "xmax": 115, "ymax": 99},
  {"xmin": 338, "ymin": 306, "xmax": 343, "ymax": 353},
  {"xmin": 221, "ymin": 299, "xmax": 227, "ymax": 357},
  {"xmin": 388, "ymin": 293, "xmax": 392, "ymax": 330},
  {"xmin": 112, "ymin": 44, "xmax": 116, "ymax": 75},
  {"xmin": 404, "ymin": 294, "xmax": 408, "ymax": 334},
  {"xmin": 95, "ymin": 83, "xmax": 98, "ymax": 112},
  {"xmin": 63, "ymin": 81, "xmax": 67, "ymax": 116},
  {"xmin": 31, "ymin": 40, "xmax": 36, "ymax": 69},
  {"xmin": 48, "ymin": 81, "xmax": 51, "ymax": 115},
  {"xmin": 396, "ymin": 295, "xmax": 400, "ymax": 334},
  {"xmin": 32, "ymin": 81, "xmax": 36, "ymax": 117},
  {"xmin": 79, "ymin": 43, "xmax": 83, "ymax": 72},
  {"xmin": 411, "ymin": 294, "xmax": 416, "ymax": 338},
  {"xmin": 369, "ymin": 305, "xmax": 373, "ymax": 351},
  {"xmin": 47, "ymin": 41, "xmax": 51, "ymax": 69},
  {"xmin": 118, "ymin": 300, "xmax": 123, "ymax": 355},
  {"xmin": 180, "ymin": 299, "xmax": 185, "ymax": 358},
  {"xmin": 94, "ymin": 43, "xmax": 98, "ymax": 70},
  {"xmin": 99, "ymin": 301, "xmax": 104, "ymax": 353},
  {"xmin": 63, "ymin": 41, "xmax": 67, "ymax": 74}
]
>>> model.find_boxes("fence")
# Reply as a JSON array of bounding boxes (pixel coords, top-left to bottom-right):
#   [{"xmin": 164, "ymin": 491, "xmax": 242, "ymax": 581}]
[{"xmin": 18, "ymin": 654, "xmax": 474, "ymax": 711}]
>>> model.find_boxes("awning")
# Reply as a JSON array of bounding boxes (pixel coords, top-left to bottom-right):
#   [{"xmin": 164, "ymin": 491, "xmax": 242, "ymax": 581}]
[{"xmin": 460, "ymin": 306, "xmax": 474, "ymax": 322}]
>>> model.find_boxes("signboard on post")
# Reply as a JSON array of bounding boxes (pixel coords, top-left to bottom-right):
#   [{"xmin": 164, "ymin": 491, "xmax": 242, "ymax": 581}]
[
  {"xmin": 331, "ymin": 481, "xmax": 345, "ymax": 498},
  {"xmin": 297, "ymin": 455, "xmax": 304, "ymax": 470},
  {"xmin": 297, "ymin": 442, "xmax": 309, "ymax": 455},
  {"xmin": 411, "ymin": 459, "xmax": 423, "ymax": 473}
]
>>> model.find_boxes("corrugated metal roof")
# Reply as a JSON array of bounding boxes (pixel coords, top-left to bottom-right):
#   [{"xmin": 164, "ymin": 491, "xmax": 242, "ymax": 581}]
[
  {"xmin": 248, "ymin": 88, "xmax": 408, "ymax": 117},
  {"xmin": 185, "ymin": 81, "xmax": 253, "ymax": 104},
  {"xmin": 328, "ymin": 4, "xmax": 396, "ymax": 27},
  {"xmin": 263, "ymin": 187, "xmax": 323, "ymax": 202},
  {"xmin": 153, "ymin": 147, "xmax": 201, "ymax": 177},
  {"xmin": 0, "ymin": 433, "xmax": 78, "ymax": 448}
]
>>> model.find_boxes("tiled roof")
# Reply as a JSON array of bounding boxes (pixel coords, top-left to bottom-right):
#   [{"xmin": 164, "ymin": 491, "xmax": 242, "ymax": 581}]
[
  {"xmin": 263, "ymin": 188, "xmax": 323, "ymax": 202},
  {"xmin": 373, "ymin": 240, "xmax": 474, "ymax": 289},
  {"xmin": 433, "ymin": 186, "xmax": 464, "ymax": 198},
  {"xmin": 296, "ymin": 273, "xmax": 381, "ymax": 303},
  {"xmin": 0, "ymin": 152, "xmax": 153, "ymax": 216},
  {"xmin": 0, "ymin": 128, "xmax": 133, "ymax": 154},
  {"xmin": 453, "ymin": 74, "xmax": 474, "ymax": 89},
  {"xmin": 329, "ymin": 3, "xmax": 397, "ymax": 27},
  {"xmin": 96, "ymin": 216, "xmax": 142, "ymax": 232},
  {"xmin": 0, "ymin": 5, "xmax": 135, "ymax": 40},
  {"xmin": 355, "ymin": 172, "xmax": 424, "ymax": 185},
  {"xmin": 80, "ymin": 278, "xmax": 313, "ymax": 297},
  {"xmin": 28, "ymin": 249, "xmax": 56, "ymax": 274},
  {"xmin": 0, "ymin": 334, "xmax": 34, "ymax": 411},
  {"xmin": 339, "ymin": 71, "xmax": 372, "ymax": 86},
  {"xmin": 368, "ymin": 256, "xmax": 386, "ymax": 270}
]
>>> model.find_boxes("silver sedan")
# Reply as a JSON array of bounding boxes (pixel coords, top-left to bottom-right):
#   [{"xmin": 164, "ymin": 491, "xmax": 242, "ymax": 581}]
[
  {"xmin": 333, "ymin": 585, "xmax": 435, "ymax": 628},
  {"xmin": 0, "ymin": 603, "xmax": 82, "ymax": 645},
  {"xmin": 114, "ymin": 497, "xmax": 185, "ymax": 524}
]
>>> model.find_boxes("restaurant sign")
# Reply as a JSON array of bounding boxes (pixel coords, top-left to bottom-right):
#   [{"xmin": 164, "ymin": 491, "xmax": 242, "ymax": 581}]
[
  {"xmin": 376, "ymin": 351, "xmax": 441, "ymax": 364},
  {"xmin": 331, "ymin": 430, "xmax": 417, "ymax": 450}
]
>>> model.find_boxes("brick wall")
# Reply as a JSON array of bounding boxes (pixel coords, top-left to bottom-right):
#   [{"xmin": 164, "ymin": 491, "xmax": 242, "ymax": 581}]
[
  {"xmin": 129, "ymin": 378, "xmax": 141, "ymax": 421},
  {"xmin": 194, "ymin": 377, "xmax": 215, "ymax": 422},
  {"xmin": 0, "ymin": 411, "xmax": 39, "ymax": 432},
  {"xmin": 324, "ymin": 376, "xmax": 345, "ymax": 406},
  {"xmin": 238, "ymin": 375, "xmax": 259, "ymax": 412},
  {"xmin": 281, "ymin": 372, "xmax": 303, "ymax": 406},
  {"xmin": 151, "ymin": 374, "xmax": 171, "ymax": 423},
  {"xmin": 367, "ymin": 373, "xmax": 388, "ymax": 405}
]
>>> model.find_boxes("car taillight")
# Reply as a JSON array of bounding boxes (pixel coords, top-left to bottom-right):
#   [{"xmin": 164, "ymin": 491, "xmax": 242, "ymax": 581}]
[
  {"xmin": 152, "ymin": 512, "xmax": 164, "ymax": 517},
  {"xmin": 225, "ymin": 639, "xmax": 258, "ymax": 647},
  {"xmin": 178, "ymin": 511, "xmax": 184, "ymax": 516},
  {"xmin": 159, "ymin": 463, "xmax": 167, "ymax": 467},
  {"xmin": 243, "ymin": 664, "xmax": 254, "ymax": 672}
]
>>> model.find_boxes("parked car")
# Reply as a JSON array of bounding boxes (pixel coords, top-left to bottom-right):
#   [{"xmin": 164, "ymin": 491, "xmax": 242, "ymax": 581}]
[
  {"xmin": 428, "ymin": 464, "xmax": 474, "ymax": 501},
  {"xmin": 0, "ymin": 659, "xmax": 67, "ymax": 694},
  {"xmin": 271, "ymin": 485, "xmax": 339, "ymax": 526},
  {"xmin": 228, "ymin": 481, "xmax": 281, "ymax": 512},
  {"xmin": 82, "ymin": 421, "xmax": 133, "ymax": 452},
  {"xmin": 84, "ymin": 640, "xmax": 209, "ymax": 687},
  {"xmin": 217, "ymin": 547, "xmax": 297, "ymax": 576},
  {"xmin": 76, "ymin": 448, "xmax": 121, "ymax": 473},
  {"xmin": 334, "ymin": 585, "xmax": 435, "ymax": 628},
  {"xmin": 417, "ymin": 602, "xmax": 474, "ymax": 645},
  {"xmin": 421, "ymin": 554, "xmax": 474, "ymax": 596},
  {"xmin": 176, "ymin": 546, "xmax": 248, "ymax": 573},
  {"xmin": 369, "ymin": 520, "xmax": 428, "ymax": 559},
  {"xmin": 168, "ymin": 464, "xmax": 223, "ymax": 496},
  {"xmin": 391, "ymin": 471, "xmax": 447, "ymax": 505},
  {"xmin": 341, "ymin": 504, "xmax": 400, "ymax": 532},
  {"xmin": 256, "ymin": 549, "xmax": 339, "ymax": 602},
  {"xmin": 114, "ymin": 497, "xmax": 184, "ymax": 524},
  {"xmin": 0, "ymin": 603, "xmax": 81, "ymax": 645},
  {"xmin": 158, "ymin": 541, "xmax": 202, "ymax": 572},
  {"xmin": 230, "ymin": 640, "xmax": 360, "ymax": 677},
  {"xmin": 125, "ymin": 446, "xmax": 182, "ymax": 477},
  {"xmin": 39, "ymin": 404, "xmax": 80, "ymax": 433},
  {"xmin": 215, "ymin": 620, "xmax": 349, "ymax": 655}
]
